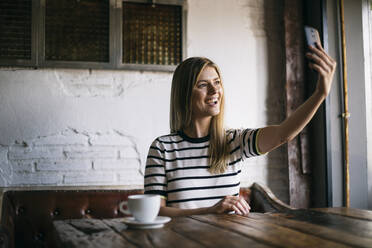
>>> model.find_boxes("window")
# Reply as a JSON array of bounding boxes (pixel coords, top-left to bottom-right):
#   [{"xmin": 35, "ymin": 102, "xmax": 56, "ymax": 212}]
[
  {"xmin": 0, "ymin": 0, "xmax": 33, "ymax": 64},
  {"xmin": 45, "ymin": 0, "xmax": 110, "ymax": 62},
  {"xmin": 122, "ymin": 2, "xmax": 182, "ymax": 66},
  {"xmin": 0, "ymin": 0, "xmax": 186, "ymax": 71}
]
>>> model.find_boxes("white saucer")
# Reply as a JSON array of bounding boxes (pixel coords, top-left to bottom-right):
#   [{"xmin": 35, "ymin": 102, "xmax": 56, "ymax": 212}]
[{"xmin": 122, "ymin": 216, "xmax": 171, "ymax": 229}]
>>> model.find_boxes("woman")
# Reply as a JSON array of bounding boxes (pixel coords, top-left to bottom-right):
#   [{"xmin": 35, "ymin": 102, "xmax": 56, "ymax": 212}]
[{"xmin": 145, "ymin": 42, "xmax": 336, "ymax": 217}]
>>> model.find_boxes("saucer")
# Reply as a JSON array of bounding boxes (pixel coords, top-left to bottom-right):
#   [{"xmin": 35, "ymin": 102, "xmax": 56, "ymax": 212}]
[{"xmin": 122, "ymin": 216, "xmax": 171, "ymax": 229}]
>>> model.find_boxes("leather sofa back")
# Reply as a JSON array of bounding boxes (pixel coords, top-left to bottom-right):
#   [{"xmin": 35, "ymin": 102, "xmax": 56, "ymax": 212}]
[
  {"xmin": 0, "ymin": 185, "xmax": 285, "ymax": 248},
  {"xmin": 1, "ymin": 189, "xmax": 143, "ymax": 248}
]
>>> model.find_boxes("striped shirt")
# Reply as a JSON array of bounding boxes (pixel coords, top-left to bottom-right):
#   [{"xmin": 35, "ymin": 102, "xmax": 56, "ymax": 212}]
[{"xmin": 144, "ymin": 128, "xmax": 263, "ymax": 209}]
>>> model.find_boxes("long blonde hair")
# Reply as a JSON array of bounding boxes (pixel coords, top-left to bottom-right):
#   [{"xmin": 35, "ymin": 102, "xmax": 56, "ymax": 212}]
[{"xmin": 170, "ymin": 57, "xmax": 230, "ymax": 174}]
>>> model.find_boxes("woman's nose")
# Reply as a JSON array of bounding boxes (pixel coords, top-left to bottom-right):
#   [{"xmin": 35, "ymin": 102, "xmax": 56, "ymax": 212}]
[{"xmin": 208, "ymin": 84, "xmax": 218, "ymax": 94}]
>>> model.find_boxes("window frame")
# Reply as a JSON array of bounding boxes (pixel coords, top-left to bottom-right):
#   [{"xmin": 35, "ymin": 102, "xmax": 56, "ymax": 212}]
[
  {"xmin": 118, "ymin": 0, "xmax": 186, "ymax": 71},
  {"xmin": 0, "ymin": 0, "xmax": 39, "ymax": 67},
  {"xmin": 0, "ymin": 0, "xmax": 187, "ymax": 71}
]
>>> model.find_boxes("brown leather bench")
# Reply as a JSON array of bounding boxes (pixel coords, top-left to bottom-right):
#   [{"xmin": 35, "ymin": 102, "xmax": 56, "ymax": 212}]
[{"xmin": 0, "ymin": 183, "xmax": 292, "ymax": 248}]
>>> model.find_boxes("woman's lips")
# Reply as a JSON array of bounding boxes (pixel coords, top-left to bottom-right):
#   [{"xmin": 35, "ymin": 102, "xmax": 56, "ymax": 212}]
[{"xmin": 206, "ymin": 98, "xmax": 218, "ymax": 106}]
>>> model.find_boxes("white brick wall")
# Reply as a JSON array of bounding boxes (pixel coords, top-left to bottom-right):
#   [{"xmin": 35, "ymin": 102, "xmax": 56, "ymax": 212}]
[
  {"xmin": 63, "ymin": 172, "xmax": 115, "ymax": 185},
  {"xmin": 13, "ymin": 172, "xmax": 63, "ymax": 185},
  {"xmin": 9, "ymin": 146, "xmax": 64, "ymax": 160},
  {"xmin": 33, "ymin": 135, "xmax": 87, "ymax": 146},
  {"xmin": 36, "ymin": 160, "xmax": 92, "ymax": 171},
  {"xmin": 1, "ymin": 129, "xmax": 143, "ymax": 187},
  {"xmin": 0, "ymin": 147, "xmax": 10, "ymax": 186},
  {"xmin": 64, "ymin": 147, "xmax": 118, "ymax": 159},
  {"xmin": 93, "ymin": 159, "xmax": 140, "ymax": 170},
  {"xmin": 10, "ymin": 160, "xmax": 35, "ymax": 172},
  {"xmin": 89, "ymin": 133, "xmax": 134, "ymax": 146}
]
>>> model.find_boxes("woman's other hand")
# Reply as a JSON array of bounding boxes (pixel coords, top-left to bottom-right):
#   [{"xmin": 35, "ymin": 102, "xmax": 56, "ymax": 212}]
[
  {"xmin": 210, "ymin": 195, "xmax": 251, "ymax": 216},
  {"xmin": 306, "ymin": 42, "xmax": 337, "ymax": 98}
]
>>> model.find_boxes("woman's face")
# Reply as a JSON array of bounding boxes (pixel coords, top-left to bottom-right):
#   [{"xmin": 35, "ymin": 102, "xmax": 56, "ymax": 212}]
[{"xmin": 191, "ymin": 66, "xmax": 223, "ymax": 120}]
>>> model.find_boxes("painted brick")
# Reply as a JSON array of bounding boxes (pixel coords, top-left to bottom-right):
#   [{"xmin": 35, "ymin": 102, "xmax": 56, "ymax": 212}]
[
  {"xmin": 36, "ymin": 160, "xmax": 92, "ymax": 171},
  {"xmin": 241, "ymin": 165, "xmax": 266, "ymax": 182},
  {"xmin": 93, "ymin": 159, "xmax": 140, "ymax": 170},
  {"xmin": 63, "ymin": 172, "xmax": 116, "ymax": 184},
  {"xmin": 10, "ymin": 160, "xmax": 35, "ymax": 172},
  {"xmin": 0, "ymin": 147, "xmax": 8, "ymax": 164},
  {"xmin": 11, "ymin": 172, "xmax": 62, "ymax": 185},
  {"xmin": 241, "ymin": 155, "xmax": 269, "ymax": 166},
  {"xmin": 118, "ymin": 147, "xmax": 139, "ymax": 159},
  {"xmin": 9, "ymin": 146, "xmax": 64, "ymax": 160},
  {"xmin": 89, "ymin": 135, "xmax": 133, "ymax": 146},
  {"xmin": 64, "ymin": 147, "xmax": 117, "ymax": 159},
  {"xmin": 117, "ymin": 170, "xmax": 144, "ymax": 184},
  {"xmin": 32, "ymin": 135, "xmax": 88, "ymax": 146},
  {"xmin": 0, "ymin": 146, "xmax": 11, "ymax": 186},
  {"xmin": 0, "ymin": 174, "xmax": 7, "ymax": 187}
]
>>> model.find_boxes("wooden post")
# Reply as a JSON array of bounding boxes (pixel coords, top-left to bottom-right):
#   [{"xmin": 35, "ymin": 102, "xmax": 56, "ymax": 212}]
[
  {"xmin": 339, "ymin": 0, "xmax": 350, "ymax": 208},
  {"xmin": 284, "ymin": 0, "xmax": 311, "ymax": 208}
]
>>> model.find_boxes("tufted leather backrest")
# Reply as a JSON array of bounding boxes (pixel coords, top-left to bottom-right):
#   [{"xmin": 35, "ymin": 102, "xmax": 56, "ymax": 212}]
[
  {"xmin": 1, "ymin": 186, "xmax": 281, "ymax": 248},
  {"xmin": 1, "ymin": 189, "xmax": 143, "ymax": 248}
]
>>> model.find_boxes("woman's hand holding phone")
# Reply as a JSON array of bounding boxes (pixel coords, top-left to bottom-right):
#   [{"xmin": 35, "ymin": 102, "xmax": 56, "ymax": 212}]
[{"xmin": 304, "ymin": 26, "xmax": 337, "ymax": 98}]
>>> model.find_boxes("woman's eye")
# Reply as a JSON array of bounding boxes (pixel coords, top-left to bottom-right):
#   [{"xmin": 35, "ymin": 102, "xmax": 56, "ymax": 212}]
[
  {"xmin": 198, "ymin": 83, "xmax": 207, "ymax": 88},
  {"xmin": 215, "ymin": 81, "xmax": 220, "ymax": 85}
]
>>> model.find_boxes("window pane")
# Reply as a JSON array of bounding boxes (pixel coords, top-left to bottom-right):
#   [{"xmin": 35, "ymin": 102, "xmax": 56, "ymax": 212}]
[
  {"xmin": 122, "ymin": 2, "xmax": 182, "ymax": 65},
  {"xmin": 45, "ymin": 0, "xmax": 109, "ymax": 62},
  {"xmin": 0, "ymin": 0, "xmax": 32, "ymax": 60}
]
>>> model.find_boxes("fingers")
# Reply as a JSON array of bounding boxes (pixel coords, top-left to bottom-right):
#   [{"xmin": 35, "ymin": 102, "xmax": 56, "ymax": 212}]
[
  {"xmin": 306, "ymin": 44, "xmax": 337, "ymax": 78},
  {"xmin": 316, "ymin": 42, "xmax": 337, "ymax": 66},
  {"xmin": 232, "ymin": 205, "xmax": 243, "ymax": 215},
  {"xmin": 307, "ymin": 45, "xmax": 333, "ymax": 68},
  {"xmin": 238, "ymin": 197, "xmax": 251, "ymax": 214},
  {"xmin": 212, "ymin": 196, "xmax": 252, "ymax": 216},
  {"xmin": 308, "ymin": 42, "xmax": 337, "ymax": 68},
  {"xmin": 309, "ymin": 63, "xmax": 328, "ymax": 77},
  {"xmin": 306, "ymin": 53, "xmax": 331, "ymax": 75},
  {"xmin": 223, "ymin": 196, "xmax": 250, "ymax": 216}
]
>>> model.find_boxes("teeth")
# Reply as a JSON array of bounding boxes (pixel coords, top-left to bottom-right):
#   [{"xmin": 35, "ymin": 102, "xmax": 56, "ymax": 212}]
[{"xmin": 207, "ymin": 98, "xmax": 218, "ymax": 104}]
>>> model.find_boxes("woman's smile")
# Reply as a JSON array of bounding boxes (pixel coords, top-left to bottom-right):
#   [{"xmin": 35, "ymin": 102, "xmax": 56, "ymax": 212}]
[{"xmin": 206, "ymin": 96, "xmax": 219, "ymax": 106}]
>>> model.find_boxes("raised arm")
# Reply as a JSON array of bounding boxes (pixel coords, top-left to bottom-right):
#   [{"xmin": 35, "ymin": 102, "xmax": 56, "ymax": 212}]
[{"xmin": 257, "ymin": 42, "xmax": 337, "ymax": 154}]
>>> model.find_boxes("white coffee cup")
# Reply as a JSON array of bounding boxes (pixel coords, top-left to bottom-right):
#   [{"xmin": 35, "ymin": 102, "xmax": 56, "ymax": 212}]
[{"xmin": 119, "ymin": 194, "xmax": 160, "ymax": 223}]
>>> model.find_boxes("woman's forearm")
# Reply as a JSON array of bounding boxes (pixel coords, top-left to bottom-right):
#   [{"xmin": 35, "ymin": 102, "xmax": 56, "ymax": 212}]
[
  {"xmin": 159, "ymin": 195, "xmax": 251, "ymax": 217},
  {"xmin": 278, "ymin": 89, "xmax": 325, "ymax": 142},
  {"xmin": 258, "ymin": 89, "xmax": 325, "ymax": 153}
]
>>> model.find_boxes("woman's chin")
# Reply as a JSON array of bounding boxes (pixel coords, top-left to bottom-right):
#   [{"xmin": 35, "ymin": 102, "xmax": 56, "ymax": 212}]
[{"xmin": 208, "ymin": 110, "xmax": 221, "ymax": 117}]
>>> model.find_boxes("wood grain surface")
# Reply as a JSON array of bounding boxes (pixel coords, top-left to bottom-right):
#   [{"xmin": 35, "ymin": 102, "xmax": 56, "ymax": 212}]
[{"xmin": 53, "ymin": 208, "xmax": 372, "ymax": 248}]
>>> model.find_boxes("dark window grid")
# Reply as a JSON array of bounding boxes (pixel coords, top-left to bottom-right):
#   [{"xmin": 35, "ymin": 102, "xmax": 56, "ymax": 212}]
[
  {"xmin": 44, "ymin": 0, "xmax": 110, "ymax": 62},
  {"xmin": 122, "ymin": 2, "xmax": 182, "ymax": 66},
  {"xmin": 0, "ymin": 0, "xmax": 32, "ymax": 60},
  {"xmin": 1, "ymin": 0, "xmax": 184, "ymax": 70}
]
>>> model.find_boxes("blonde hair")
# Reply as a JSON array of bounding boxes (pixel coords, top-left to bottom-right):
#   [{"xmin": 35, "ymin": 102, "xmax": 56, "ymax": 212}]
[{"xmin": 170, "ymin": 57, "xmax": 229, "ymax": 174}]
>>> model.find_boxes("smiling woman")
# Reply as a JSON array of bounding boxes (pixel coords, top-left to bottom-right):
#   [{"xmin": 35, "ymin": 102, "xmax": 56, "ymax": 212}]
[
  {"xmin": 191, "ymin": 66, "xmax": 222, "ymax": 119},
  {"xmin": 170, "ymin": 58, "xmax": 231, "ymax": 176},
  {"xmin": 145, "ymin": 51, "xmax": 336, "ymax": 217},
  {"xmin": 144, "ymin": 57, "xmax": 263, "ymax": 216}
]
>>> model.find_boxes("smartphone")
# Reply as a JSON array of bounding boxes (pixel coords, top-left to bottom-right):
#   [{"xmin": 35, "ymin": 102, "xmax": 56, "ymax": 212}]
[{"xmin": 304, "ymin": 26, "xmax": 320, "ymax": 47}]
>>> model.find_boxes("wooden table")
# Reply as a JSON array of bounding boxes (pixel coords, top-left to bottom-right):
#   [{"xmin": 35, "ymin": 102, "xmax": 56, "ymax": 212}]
[{"xmin": 53, "ymin": 207, "xmax": 372, "ymax": 248}]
